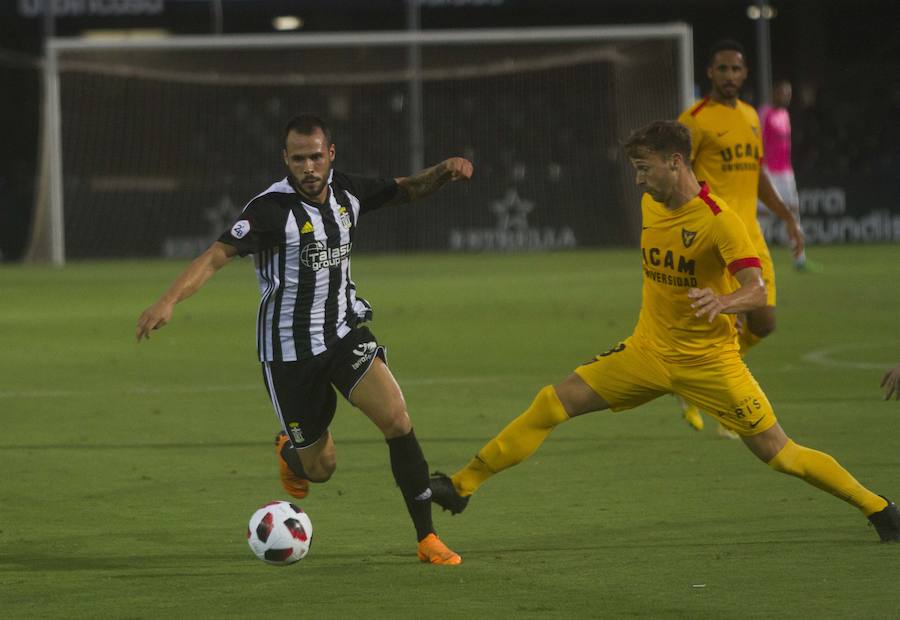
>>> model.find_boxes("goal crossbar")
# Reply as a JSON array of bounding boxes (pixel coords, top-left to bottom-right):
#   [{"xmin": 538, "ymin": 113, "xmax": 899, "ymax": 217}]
[{"xmin": 39, "ymin": 24, "xmax": 694, "ymax": 264}]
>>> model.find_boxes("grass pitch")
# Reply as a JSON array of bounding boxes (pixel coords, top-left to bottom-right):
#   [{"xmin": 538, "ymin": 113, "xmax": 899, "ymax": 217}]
[{"xmin": 1, "ymin": 246, "xmax": 899, "ymax": 618}]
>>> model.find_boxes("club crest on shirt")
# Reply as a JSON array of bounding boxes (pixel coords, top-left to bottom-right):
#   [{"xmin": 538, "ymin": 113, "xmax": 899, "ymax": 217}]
[
  {"xmin": 681, "ymin": 228, "xmax": 698, "ymax": 248},
  {"xmin": 231, "ymin": 219, "xmax": 250, "ymax": 239},
  {"xmin": 338, "ymin": 207, "xmax": 352, "ymax": 230},
  {"xmin": 288, "ymin": 422, "xmax": 304, "ymax": 444}
]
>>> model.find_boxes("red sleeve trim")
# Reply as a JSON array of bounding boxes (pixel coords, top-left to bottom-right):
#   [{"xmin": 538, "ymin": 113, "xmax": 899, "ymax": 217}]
[
  {"xmin": 690, "ymin": 97, "xmax": 710, "ymax": 117},
  {"xmin": 728, "ymin": 257, "xmax": 762, "ymax": 274},
  {"xmin": 697, "ymin": 182, "xmax": 721, "ymax": 214}
]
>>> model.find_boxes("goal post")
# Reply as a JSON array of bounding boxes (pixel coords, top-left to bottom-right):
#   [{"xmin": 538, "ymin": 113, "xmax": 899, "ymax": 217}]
[{"xmin": 36, "ymin": 23, "xmax": 693, "ymax": 263}]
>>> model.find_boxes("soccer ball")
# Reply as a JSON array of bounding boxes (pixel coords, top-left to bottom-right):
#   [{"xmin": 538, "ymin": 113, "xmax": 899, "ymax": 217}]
[{"xmin": 247, "ymin": 501, "xmax": 313, "ymax": 565}]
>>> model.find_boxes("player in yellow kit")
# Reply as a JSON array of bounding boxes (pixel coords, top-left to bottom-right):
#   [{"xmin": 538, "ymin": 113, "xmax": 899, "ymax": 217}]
[
  {"xmin": 675, "ymin": 39, "xmax": 805, "ymax": 436},
  {"xmin": 429, "ymin": 120, "xmax": 900, "ymax": 543}
]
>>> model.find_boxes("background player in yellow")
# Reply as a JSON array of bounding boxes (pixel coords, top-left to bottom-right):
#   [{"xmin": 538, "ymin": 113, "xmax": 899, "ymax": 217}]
[
  {"xmin": 676, "ymin": 39, "xmax": 805, "ymax": 436},
  {"xmin": 428, "ymin": 120, "xmax": 900, "ymax": 544}
]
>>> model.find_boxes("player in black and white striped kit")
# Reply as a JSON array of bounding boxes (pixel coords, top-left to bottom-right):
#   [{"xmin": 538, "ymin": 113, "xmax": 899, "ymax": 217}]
[{"xmin": 136, "ymin": 115, "xmax": 473, "ymax": 565}]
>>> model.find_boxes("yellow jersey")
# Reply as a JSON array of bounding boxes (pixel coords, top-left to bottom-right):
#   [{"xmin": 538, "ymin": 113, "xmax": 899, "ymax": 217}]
[
  {"xmin": 633, "ymin": 184, "xmax": 761, "ymax": 361},
  {"xmin": 678, "ymin": 98, "xmax": 764, "ymax": 244}
]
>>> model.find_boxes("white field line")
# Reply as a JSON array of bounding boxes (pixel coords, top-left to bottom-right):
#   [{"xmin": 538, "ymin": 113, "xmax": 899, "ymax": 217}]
[
  {"xmin": 0, "ymin": 375, "xmax": 508, "ymax": 399},
  {"xmin": 4, "ymin": 343, "xmax": 892, "ymax": 399},
  {"xmin": 802, "ymin": 343, "xmax": 895, "ymax": 371}
]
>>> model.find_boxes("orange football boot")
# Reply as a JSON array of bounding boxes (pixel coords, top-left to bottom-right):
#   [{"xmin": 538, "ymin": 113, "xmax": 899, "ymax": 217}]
[
  {"xmin": 417, "ymin": 533, "xmax": 462, "ymax": 565},
  {"xmin": 275, "ymin": 432, "xmax": 310, "ymax": 499}
]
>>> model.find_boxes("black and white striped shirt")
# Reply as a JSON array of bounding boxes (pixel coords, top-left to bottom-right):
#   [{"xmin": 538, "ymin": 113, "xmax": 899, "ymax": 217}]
[{"xmin": 219, "ymin": 171, "xmax": 399, "ymax": 361}]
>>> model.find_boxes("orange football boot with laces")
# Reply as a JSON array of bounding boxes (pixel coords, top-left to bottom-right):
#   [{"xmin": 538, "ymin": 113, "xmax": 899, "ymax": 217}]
[
  {"xmin": 417, "ymin": 533, "xmax": 462, "ymax": 565},
  {"xmin": 275, "ymin": 432, "xmax": 310, "ymax": 499}
]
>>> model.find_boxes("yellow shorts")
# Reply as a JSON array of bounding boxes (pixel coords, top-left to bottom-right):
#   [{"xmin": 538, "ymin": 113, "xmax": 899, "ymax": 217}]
[{"xmin": 574, "ymin": 336, "xmax": 777, "ymax": 436}]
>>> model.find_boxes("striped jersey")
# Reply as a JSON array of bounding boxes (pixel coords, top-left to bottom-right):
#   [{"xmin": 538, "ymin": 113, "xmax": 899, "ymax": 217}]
[
  {"xmin": 634, "ymin": 183, "xmax": 761, "ymax": 362},
  {"xmin": 219, "ymin": 171, "xmax": 399, "ymax": 361}
]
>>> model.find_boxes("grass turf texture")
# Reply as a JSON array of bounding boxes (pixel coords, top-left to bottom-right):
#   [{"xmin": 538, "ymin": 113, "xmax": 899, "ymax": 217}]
[{"xmin": 1, "ymin": 246, "xmax": 898, "ymax": 618}]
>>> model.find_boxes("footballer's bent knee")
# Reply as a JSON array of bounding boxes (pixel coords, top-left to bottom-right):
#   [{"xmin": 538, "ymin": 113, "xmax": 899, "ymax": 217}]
[{"xmin": 379, "ymin": 409, "xmax": 413, "ymax": 439}]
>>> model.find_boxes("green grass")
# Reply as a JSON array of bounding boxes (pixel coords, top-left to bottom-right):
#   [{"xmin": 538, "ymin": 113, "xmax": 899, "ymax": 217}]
[{"xmin": 1, "ymin": 246, "xmax": 899, "ymax": 618}]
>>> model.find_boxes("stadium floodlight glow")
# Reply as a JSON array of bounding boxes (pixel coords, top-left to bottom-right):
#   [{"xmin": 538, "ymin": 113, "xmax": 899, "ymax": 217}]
[
  {"xmin": 272, "ymin": 16, "xmax": 303, "ymax": 31},
  {"xmin": 746, "ymin": 5, "xmax": 777, "ymax": 20}
]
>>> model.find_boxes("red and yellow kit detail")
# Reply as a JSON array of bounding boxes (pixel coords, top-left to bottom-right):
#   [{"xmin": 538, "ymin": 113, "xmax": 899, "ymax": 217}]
[
  {"xmin": 679, "ymin": 98, "xmax": 777, "ymax": 305},
  {"xmin": 678, "ymin": 98, "xmax": 764, "ymax": 246},
  {"xmin": 633, "ymin": 184, "xmax": 760, "ymax": 361},
  {"xmin": 573, "ymin": 184, "xmax": 775, "ymax": 436}
]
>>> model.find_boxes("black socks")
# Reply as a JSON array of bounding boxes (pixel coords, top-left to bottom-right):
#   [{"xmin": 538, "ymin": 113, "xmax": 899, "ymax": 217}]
[
  {"xmin": 386, "ymin": 429, "xmax": 434, "ymax": 541},
  {"xmin": 280, "ymin": 438, "xmax": 309, "ymax": 478}
]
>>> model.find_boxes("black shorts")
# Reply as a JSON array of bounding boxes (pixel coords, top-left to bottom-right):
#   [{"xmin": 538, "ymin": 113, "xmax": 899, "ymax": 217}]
[{"xmin": 261, "ymin": 326, "xmax": 386, "ymax": 449}]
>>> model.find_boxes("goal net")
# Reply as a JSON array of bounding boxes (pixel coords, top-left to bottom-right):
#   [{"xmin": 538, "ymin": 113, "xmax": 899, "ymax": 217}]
[{"xmin": 38, "ymin": 25, "xmax": 692, "ymax": 261}]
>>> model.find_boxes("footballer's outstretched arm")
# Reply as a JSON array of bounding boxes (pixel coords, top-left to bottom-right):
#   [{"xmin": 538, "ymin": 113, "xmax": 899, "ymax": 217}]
[
  {"xmin": 135, "ymin": 241, "xmax": 238, "ymax": 341},
  {"xmin": 758, "ymin": 170, "xmax": 804, "ymax": 258},
  {"xmin": 390, "ymin": 157, "xmax": 474, "ymax": 205},
  {"xmin": 689, "ymin": 266, "xmax": 766, "ymax": 323}
]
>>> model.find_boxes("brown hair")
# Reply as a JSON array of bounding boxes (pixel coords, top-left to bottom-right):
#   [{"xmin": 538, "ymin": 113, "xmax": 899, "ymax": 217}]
[{"xmin": 623, "ymin": 120, "xmax": 692, "ymax": 162}]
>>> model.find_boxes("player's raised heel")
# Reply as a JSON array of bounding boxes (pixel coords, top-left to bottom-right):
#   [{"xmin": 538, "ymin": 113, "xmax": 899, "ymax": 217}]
[
  {"xmin": 868, "ymin": 496, "xmax": 900, "ymax": 542},
  {"xmin": 429, "ymin": 472, "xmax": 470, "ymax": 515},
  {"xmin": 275, "ymin": 432, "xmax": 310, "ymax": 500},
  {"xmin": 416, "ymin": 533, "xmax": 462, "ymax": 565}
]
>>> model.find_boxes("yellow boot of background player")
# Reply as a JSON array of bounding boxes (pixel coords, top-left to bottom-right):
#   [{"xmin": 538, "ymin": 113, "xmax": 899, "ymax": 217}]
[{"xmin": 678, "ymin": 396, "xmax": 704, "ymax": 431}]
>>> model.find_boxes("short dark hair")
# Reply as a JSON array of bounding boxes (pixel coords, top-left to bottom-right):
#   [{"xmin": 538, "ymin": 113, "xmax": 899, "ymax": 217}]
[
  {"xmin": 707, "ymin": 38, "xmax": 746, "ymax": 66},
  {"xmin": 623, "ymin": 120, "xmax": 692, "ymax": 162},
  {"xmin": 282, "ymin": 114, "xmax": 331, "ymax": 147}
]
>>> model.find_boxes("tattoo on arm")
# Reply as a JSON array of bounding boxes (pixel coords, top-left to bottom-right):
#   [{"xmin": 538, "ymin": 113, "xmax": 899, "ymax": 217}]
[{"xmin": 392, "ymin": 162, "xmax": 453, "ymax": 205}]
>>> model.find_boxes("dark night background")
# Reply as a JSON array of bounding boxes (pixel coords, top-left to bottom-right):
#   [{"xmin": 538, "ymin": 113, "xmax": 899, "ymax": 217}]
[{"xmin": 0, "ymin": 0, "xmax": 897, "ymax": 259}]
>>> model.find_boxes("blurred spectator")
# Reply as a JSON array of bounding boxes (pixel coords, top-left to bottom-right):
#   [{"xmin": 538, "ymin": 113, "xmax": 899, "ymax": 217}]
[{"xmin": 792, "ymin": 82, "xmax": 897, "ymax": 188}]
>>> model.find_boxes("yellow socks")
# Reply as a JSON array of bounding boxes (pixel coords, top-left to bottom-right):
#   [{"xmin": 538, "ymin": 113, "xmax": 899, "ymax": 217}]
[
  {"xmin": 452, "ymin": 385, "xmax": 570, "ymax": 497},
  {"xmin": 767, "ymin": 440, "xmax": 888, "ymax": 516}
]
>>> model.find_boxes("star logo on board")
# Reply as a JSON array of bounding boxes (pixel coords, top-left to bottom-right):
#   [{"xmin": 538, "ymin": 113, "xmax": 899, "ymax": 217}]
[
  {"xmin": 449, "ymin": 187, "xmax": 575, "ymax": 251},
  {"xmin": 682, "ymin": 228, "xmax": 698, "ymax": 248},
  {"xmin": 491, "ymin": 189, "xmax": 534, "ymax": 232}
]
